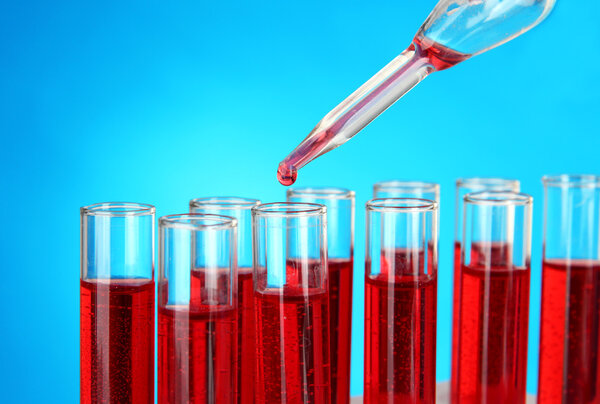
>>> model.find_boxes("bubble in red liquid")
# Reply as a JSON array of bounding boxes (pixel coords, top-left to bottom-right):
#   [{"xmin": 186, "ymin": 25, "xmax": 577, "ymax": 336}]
[{"xmin": 277, "ymin": 163, "xmax": 297, "ymax": 186}]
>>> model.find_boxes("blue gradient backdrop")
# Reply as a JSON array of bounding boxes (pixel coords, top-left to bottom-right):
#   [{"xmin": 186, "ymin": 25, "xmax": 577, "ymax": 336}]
[{"xmin": 1, "ymin": 1, "xmax": 599, "ymax": 402}]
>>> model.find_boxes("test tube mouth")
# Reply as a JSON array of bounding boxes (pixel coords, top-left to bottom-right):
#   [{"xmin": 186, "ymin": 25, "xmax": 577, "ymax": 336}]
[
  {"xmin": 252, "ymin": 202, "xmax": 326, "ymax": 217},
  {"xmin": 542, "ymin": 174, "xmax": 600, "ymax": 188},
  {"xmin": 287, "ymin": 187, "xmax": 355, "ymax": 200},
  {"xmin": 81, "ymin": 202, "xmax": 155, "ymax": 217},
  {"xmin": 456, "ymin": 177, "xmax": 520, "ymax": 191},
  {"xmin": 190, "ymin": 197, "xmax": 261, "ymax": 210},
  {"xmin": 367, "ymin": 197, "xmax": 437, "ymax": 212},
  {"xmin": 465, "ymin": 191, "xmax": 532, "ymax": 206},
  {"xmin": 159, "ymin": 213, "xmax": 238, "ymax": 231},
  {"xmin": 374, "ymin": 180, "xmax": 439, "ymax": 194}
]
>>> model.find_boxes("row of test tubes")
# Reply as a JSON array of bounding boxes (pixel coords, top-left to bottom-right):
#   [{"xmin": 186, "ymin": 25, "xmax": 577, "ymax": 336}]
[{"xmin": 80, "ymin": 174, "xmax": 600, "ymax": 404}]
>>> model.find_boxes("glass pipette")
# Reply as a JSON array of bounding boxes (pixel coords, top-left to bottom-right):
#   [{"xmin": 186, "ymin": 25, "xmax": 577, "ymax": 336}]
[{"xmin": 277, "ymin": 0, "xmax": 556, "ymax": 186}]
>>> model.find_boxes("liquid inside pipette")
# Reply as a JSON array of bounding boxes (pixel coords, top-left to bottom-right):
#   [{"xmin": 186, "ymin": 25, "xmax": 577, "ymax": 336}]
[{"xmin": 277, "ymin": 34, "xmax": 470, "ymax": 186}]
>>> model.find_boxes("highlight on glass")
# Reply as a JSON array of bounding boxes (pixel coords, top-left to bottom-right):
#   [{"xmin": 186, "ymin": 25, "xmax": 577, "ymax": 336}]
[
  {"xmin": 373, "ymin": 180, "xmax": 440, "ymax": 201},
  {"xmin": 538, "ymin": 175, "xmax": 600, "ymax": 402},
  {"xmin": 158, "ymin": 214, "xmax": 238, "ymax": 404},
  {"xmin": 451, "ymin": 177, "xmax": 520, "ymax": 399},
  {"xmin": 287, "ymin": 187, "xmax": 355, "ymax": 404},
  {"xmin": 364, "ymin": 198, "xmax": 438, "ymax": 404},
  {"xmin": 452, "ymin": 191, "xmax": 532, "ymax": 403},
  {"xmin": 189, "ymin": 197, "xmax": 260, "ymax": 404},
  {"xmin": 80, "ymin": 202, "xmax": 155, "ymax": 404},
  {"xmin": 252, "ymin": 202, "xmax": 330, "ymax": 404}
]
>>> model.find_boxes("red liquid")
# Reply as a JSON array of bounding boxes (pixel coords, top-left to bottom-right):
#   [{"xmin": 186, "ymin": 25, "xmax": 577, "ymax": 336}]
[
  {"xmin": 450, "ymin": 241, "xmax": 461, "ymax": 401},
  {"xmin": 158, "ymin": 306, "xmax": 237, "ymax": 404},
  {"xmin": 538, "ymin": 259, "xmax": 600, "ymax": 404},
  {"xmin": 329, "ymin": 259, "xmax": 353, "ymax": 404},
  {"xmin": 453, "ymin": 243, "xmax": 530, "ymax": 404},
  {"xmin": 159, "ymin": 269, "xmax": 237, "ymax": 403},
  {"xmin": 277, "ymin": 162, "xmax": 297, "ymax": 187},
  {"xmin": 254, "ymin": 260, "xmax": 330, "ymax": 404},
  {"xmin": 80, "ymin": 279, "xmax": 154, "ymax": 404},
  {"xmin": 364, "ymin": 249, "xmax": 437, "ymax": 404},
  {"xmin": 238, "ymin": 268, "xmax": 255, "ymax": 404},
  {"xmin": 411, "ymin": 34, "xmax": 471, "ymax": 71}
]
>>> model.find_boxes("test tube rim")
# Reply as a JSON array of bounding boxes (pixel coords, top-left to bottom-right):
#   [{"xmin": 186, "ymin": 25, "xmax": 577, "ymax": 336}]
[
  {"xmin": 80, "ymin": 202, "xmax": 155, "ymax": 217},
  {"xmin": 287, "ymin": 186, "xmax": 355, "ymax": 200},
  {"xmin": 373, "ymin": 180, "xmax": 440, "ymax": 194},
  {"xmin": 456, "ymin": 177, "xmax": 520, "ymax": 191},
  {"xmin": 252, "ymin": 202, "xmax": 326, "ymax": 218},
  {"xmin": 189, "ymin": 196, "xmax": 261, "ymax": 210},
  {"xmin": 159, "ymin": 213, "xmax": 238, "ymax": 231},
  {"xmin": 366, "ymin": 197, "xmax": 437, "ymax": 213},
  {"xmin": 542, "ymin": 174, "xmax": 600, "ymax": 188},
  {"xmin": 464, "ymin": 190, "xmax": 532, "ymax": 206}
]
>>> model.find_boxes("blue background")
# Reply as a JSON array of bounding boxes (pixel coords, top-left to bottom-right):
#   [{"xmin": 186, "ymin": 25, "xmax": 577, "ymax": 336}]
[{"xmin": 1, "ymin": 0, "xmax": 599, "ymax": 401}]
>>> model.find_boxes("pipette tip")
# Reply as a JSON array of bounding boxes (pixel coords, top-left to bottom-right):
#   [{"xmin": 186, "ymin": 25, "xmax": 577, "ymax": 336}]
[{"xmin": 277, "ymin": 162, "xmax": 297, "ymax": 186}]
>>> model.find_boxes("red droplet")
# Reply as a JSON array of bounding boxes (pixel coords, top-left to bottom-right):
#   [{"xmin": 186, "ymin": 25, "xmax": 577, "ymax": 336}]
[{"xmin": 277, "ymin": 162, "xmax": 297, "ymax": 186}]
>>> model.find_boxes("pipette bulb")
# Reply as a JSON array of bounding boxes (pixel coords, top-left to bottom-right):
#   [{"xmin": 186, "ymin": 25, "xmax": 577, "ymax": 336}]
[{"xmin": 277, "ymin": 162, "xmax": 297, "ymax": 186}]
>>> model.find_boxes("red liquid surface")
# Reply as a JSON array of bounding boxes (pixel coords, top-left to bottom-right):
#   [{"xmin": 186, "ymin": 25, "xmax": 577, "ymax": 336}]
[
  {"xmin": 329, "ymin": 259, "xmax": 353, "ymax": 404},
  {"xmin": 254, "ymin": 260, "xmax": 330, "ymax": 404},
  {"xmin": 80, "ymin": 279, "xmax": 154, "ymax": 404},
  {"xmin": 238, "ymin": 268, "xmax": 255, "ymax": 404},
  {"xmin": 159, "ymin": 269, "xmax": 237, "ymax": 403},
  {"xmin": 364, "ymin": 249, "xmax": 437, "ymax": 404},
  {"xmin": 538, "ymin": 259, "xmax": 600, "ymax": 404},
  {"xmin": 452, "ymin": 243, "xmax": 530, "ymax": 404}
]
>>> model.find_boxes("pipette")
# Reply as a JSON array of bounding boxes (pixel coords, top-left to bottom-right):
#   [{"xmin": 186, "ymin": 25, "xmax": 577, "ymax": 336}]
[{"xmin": 277, "ymin": 0, "xmax": 556, "ymax": 186}]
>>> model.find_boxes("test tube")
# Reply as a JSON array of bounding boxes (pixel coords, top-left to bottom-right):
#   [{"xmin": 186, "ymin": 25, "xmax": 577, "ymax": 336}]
[
  {"xmin": 252, "ymin": 202, "xmax": 330, "ymax": 404},
  {"xmin": 80, "ymin": 202, "xmax": 155, "ymax": 404},
  {"xmin": 537, "ymin": 175, "xmax": 600, "ymax": 403},
  {"xmin": 158, "ymin": 214, "xmax": 238, "ymax": 404},
  {"xmin": 453, "ymin": 191, "xmax": 532, "ymax": 403},
  {"xmin": 373, "ymin": 180, "xmax": 440, "ymax": 201},
  {"xmin": 189, "ymin": 197, "xmax": 261, "ymax": 404},
  {"xmin": 287, "ymin": 188, "xmax": 355, "ymax": 404},
  {"xmin": 451, "ymin": 177, "xmax": 520, "ymax": 400},
  {"xmin": 364, "ymin": 198, "xmax": 438, "ymax": 404}
]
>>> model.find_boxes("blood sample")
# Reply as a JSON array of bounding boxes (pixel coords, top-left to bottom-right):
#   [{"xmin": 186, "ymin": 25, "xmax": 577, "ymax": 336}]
[
  {"xmin": 452, "ymin": 191, "xmax": 532, "ymax": 404},
  {"xmin": 287, "ymin": 187, "xmax": 355, "ymax": 404},
  {"xmin": 252, "ymin": 202, "xmax": 330, "ymax": 404},
  {"xmin": 80, "ymin": 202, "xmax": 155, "ymax": 404},
  {"xmin": 538, "ymin": 175, "xmax": 600, "ymax": 403},
  {"xmin": 158, "ymin": 213, "xmax": 238, "ymax": 404},
  {"xmin": 190, "ymin": 197, "xmax": 261, "ymax": 404},
  {"xmin": 364, "ymin": 198, "xmax": 438, "ymax": 404}
]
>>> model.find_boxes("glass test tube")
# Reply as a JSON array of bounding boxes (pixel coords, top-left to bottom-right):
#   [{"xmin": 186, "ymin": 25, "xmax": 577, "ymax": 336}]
[
  {"xmin": 189, "ymin": 197, "xmax": 261, "ymax": 404},
  {"xmin": 287, "ymin": 188, "xmax": 355, "ymax": 404},
  {"xmin": 364, "ymin": 198, "xmax": 438, "ymax": 404},
  {"xmin": 158, "ymin": 214, "xmax": 238, "ymax": 404},
  {"xmin": 80, "ymin": 202, "xmax": 155, "ymax": 404},
  {"xmin": 537, "ymin": 175, "xmax": 600, "ymax": 403},
  {"xmin": 252, "ymin": 203, "xmax": 330, "ymax": 404},
  {"xmin": 373, "ymin": 180, "xmax": 440, "ymax": 201},
  {"xmin": 451, "ymin": 178, "xmax": 520, "ymax": 400},
  {"xmin": 453, "ymin": 191, "xmax": 532, "ymax": 403}
]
